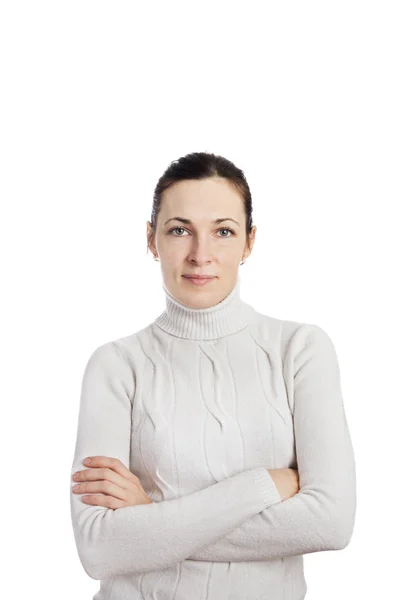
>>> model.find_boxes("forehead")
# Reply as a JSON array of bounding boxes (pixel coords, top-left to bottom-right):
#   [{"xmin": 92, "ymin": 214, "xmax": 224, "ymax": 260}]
[{"xmin": 161, "ymin": 178, "xmax": 243, "ymax": 217}]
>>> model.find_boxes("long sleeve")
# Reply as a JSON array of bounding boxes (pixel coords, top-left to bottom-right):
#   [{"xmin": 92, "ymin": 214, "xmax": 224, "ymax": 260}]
[
  {"xmin": 69, "ymin": 341, "xmax": 282, "ymax": 581},
  {"xmin": 186, "ymin": 324, "xmax": 357, "ymax": 562}
]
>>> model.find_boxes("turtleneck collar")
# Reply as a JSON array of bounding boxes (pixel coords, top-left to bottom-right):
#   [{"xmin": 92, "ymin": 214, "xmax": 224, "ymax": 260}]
[{"xmin": 153, "ymin": 274, "xmax": 254, "ymax": 341}]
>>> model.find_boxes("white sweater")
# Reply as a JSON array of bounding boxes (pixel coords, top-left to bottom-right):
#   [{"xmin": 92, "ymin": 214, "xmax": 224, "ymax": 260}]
[{"xmin": 70, "ymin": 275, "xmax": 356, "ymax": 599}]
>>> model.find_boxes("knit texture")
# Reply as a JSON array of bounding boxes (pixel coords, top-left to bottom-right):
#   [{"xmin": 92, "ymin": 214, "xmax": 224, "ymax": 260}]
[{"xmin": 70, "ymin": 274, "xmax": 356, "ymax": 599}]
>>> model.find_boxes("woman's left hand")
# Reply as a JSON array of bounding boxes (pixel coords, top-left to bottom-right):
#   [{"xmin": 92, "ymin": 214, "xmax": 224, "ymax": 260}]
[{"xmin": 71, "ymin": 456, "xmax": 153, "ymax": 509}]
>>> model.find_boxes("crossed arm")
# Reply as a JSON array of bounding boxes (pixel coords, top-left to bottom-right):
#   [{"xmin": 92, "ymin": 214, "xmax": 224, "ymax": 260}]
[{"xmin": 70, "ymin": 326, "xmax": 356, "ymax": 580}]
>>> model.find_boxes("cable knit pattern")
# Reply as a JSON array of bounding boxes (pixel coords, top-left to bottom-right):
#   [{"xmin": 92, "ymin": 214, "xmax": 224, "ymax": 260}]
[{"xmin": 70, "ymin": 274, "xmax": 356, "ymax": 599}]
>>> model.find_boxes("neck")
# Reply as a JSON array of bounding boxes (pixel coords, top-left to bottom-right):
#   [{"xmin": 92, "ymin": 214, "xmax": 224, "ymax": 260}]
[{"xmin": 154, "ymin": 274, "xmax": 254, "ymax": 340}]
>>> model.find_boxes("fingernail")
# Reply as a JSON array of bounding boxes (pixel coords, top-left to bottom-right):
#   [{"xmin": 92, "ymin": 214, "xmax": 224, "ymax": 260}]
[{"xmin": 84, "ymin": 458, "xmax": 91, "ymax": 464}]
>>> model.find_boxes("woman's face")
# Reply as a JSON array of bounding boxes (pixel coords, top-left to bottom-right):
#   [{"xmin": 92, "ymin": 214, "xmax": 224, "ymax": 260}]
[{"xmin": 147, "ymin": 177, "xmax": 256, "ymax": 309}]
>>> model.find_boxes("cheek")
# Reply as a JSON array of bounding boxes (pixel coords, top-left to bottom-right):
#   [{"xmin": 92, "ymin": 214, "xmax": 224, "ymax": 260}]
[
  {"xmin": 167, "ymin": 248, "xmax": 185, "ymax": 262},
  {"xmin": 217, "ymin": 246, "xmax": 242, "ymax": 261},
  {"xmin": 158, "ymin": 243, "xmax": 182, "ymax": 259}
]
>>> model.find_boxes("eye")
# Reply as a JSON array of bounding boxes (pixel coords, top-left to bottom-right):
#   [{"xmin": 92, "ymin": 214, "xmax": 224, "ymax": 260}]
[
  {"xmin": 169, "ymin": 227, "xmax": 187, "ymax": 236},
  {"xmin": 218, "ymin": 228, "xmax": 235, "ymax": 237},
  {"xmin": 168, "ymin": 227, "xmax": 235, "ymax": 237}
]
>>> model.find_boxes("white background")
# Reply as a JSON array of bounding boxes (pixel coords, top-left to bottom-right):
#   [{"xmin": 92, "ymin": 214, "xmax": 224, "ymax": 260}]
[{"xmin": 1, "ymin": 1, "xmax": 397, "ymax": 598}]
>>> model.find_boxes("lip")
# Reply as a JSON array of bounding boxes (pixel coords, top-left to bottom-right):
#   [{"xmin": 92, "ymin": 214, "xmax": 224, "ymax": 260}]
[
  {"xmin": 182, "ymin": 275, "xmax": 216, "ymax": 286},
  {"xmin": 183, "ymin": 275, "xmax": 215, "ymax": 279}
]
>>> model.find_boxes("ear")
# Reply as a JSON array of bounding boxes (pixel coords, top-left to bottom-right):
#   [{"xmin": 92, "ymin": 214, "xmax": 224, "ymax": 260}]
[
  {"xmin": 146, "ymin": 221, "xmax": 156, "ymax": 256},
  {"xmin": 243, "ymin": 225, "xmax": 257, "ymax": 261}
]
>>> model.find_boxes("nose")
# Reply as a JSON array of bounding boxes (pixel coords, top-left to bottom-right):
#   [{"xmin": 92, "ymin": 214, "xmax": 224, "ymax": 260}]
[{"xmin": 187, "ymin": 236, "xmax": 213, "ymax": 265}]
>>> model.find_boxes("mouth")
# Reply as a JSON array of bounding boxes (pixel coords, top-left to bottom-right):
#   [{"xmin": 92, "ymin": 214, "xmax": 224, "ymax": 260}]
[
  {"xmin": 182, "ymin": 275, "xmax": 216, "ymax": 280},
  {"xmin": 182, "ymin": 275, "xmax": 216, "ymax": 286}
]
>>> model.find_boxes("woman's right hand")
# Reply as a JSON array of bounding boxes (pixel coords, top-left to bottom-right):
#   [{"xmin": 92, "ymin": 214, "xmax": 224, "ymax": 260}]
[{"xmin": 268, "ymin": 468, "xmax": 300, "ymax": 501}]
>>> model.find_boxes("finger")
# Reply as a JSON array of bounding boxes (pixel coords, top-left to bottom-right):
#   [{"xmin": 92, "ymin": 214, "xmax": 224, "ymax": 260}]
[
  {"xmin": 79, "ymin": 466, "xmax": 133, "ymax": 492},
  {"xmin": 75, "ymin": 479, "xmax": 128, "ymax": 501},
  {"xmin": 81, "ymin": 493, "xmax": 127, "ymax": 510},
  {"xmin": 83, "ymin": 456, "xmax": 139, "ymax": 483}
]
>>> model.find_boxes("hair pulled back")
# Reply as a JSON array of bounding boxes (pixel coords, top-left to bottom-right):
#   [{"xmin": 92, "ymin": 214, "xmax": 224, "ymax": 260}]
[{"xmin": 147, "ymin": 152, "xmax": 254, "ymax": 252}]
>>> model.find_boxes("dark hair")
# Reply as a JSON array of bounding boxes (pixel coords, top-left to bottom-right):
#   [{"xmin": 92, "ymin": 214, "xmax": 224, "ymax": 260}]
[{"xmin": 147, "ymin": 151, "xmax": 253, "ymax": 252}]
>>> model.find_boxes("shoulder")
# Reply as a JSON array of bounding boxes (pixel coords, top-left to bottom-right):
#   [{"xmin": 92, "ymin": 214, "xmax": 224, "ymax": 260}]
[
  {"xmin": 249, "ymin": 308, "xmax": 335, "ymax": 358},
  {"xmin": 84, "ymin": 325, "xmax": 152, "ymax": 373}
]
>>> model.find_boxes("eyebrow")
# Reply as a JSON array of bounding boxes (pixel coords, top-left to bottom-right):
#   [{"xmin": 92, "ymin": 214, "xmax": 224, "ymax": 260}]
[{"xmin": 164, "ymin": 217, "xmax": 240, "ymax": 227}]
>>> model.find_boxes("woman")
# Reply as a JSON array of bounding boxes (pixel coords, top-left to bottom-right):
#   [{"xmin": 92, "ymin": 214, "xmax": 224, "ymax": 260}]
[{"xmin": 70, "ymin": 151, "xmax": 356, "ymax": 599}]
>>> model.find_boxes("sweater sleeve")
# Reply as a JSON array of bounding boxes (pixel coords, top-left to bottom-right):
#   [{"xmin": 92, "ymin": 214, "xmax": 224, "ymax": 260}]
[
  {"xmin": 70, "ymin": 341, "xmax": 282, "ymax": 580},
  {"xmin": 186, "ymin": 324, "xmax": 357, "ymax": 562}
]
